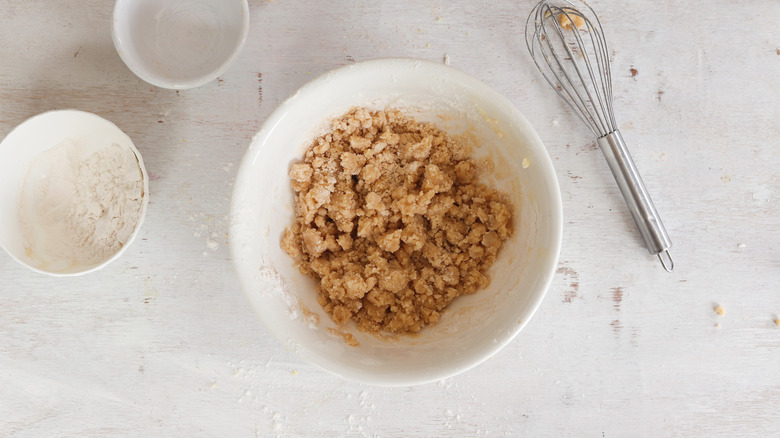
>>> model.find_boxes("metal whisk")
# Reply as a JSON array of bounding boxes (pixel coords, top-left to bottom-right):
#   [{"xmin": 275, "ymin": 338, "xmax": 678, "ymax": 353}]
[{"xmin": 525, "ymin": 0, "xmax": 674, "ymax": 272}]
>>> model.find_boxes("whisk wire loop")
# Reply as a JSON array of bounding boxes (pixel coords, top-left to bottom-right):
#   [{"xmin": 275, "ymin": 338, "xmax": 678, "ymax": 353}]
[
  {"xmin": 578, "ymin": 16, "xmax": 614, "ymax": 134},
  {"xmin": 529, "ymin": 6, "xmax": 598, "ymax": 136},
  {"xmin": 547, "ymin": 9, "xmax": 609, "ymax": 135},
  {"xmin": 526, "ymin": 1, "xmax": 618, "ymax": 136},
  {"xmin": 560, "ymin": 12, "xmax": 612, "ymax": 134}
]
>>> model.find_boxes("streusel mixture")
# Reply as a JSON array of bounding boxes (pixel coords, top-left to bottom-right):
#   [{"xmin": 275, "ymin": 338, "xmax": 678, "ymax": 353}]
[{"xmin": 281, "ymin": 108, "xmax": 513, "ymax": 334}]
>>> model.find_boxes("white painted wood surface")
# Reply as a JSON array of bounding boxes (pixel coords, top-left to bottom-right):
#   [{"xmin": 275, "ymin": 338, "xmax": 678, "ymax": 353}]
[{"xmin": 1, "ymin": 1, "xmax": 779, "ymax": 436}]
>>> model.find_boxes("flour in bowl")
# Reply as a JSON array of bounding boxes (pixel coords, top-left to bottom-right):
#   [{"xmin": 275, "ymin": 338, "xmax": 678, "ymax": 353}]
[{"xmin": 18, "ymin": 139, "xmax": 145, "ymax": 270}]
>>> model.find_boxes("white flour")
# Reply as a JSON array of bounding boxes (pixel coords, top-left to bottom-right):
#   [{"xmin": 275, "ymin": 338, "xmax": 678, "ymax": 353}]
[{"xmin": 18, "ymin": 139, "xmax": 144, "ymax": 270}]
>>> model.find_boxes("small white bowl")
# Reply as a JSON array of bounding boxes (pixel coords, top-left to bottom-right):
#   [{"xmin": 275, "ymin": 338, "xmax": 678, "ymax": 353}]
[
  {"xmin": 0, "ymin": 110, "xmax": 150, "ymax": 276},
  {"xmin": 112, "ymin": 0, "xmax": 250, "ymax": 90},
  {"xmin": 230, "ymin": 58, "xmax": 562, "ymax": 386}
]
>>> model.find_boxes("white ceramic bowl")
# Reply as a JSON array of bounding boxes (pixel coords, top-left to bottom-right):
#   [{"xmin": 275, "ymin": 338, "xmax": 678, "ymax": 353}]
[
  {"xmin": 230, "ymin": 58, "xmax": 562, "ymax": 386},
  {"xmin": 0, "ymin": 110, "xmax": 150, "ymax": 276},
  {"xmin": 112, "ymin": 0, "xmax": 250, "ymax": 90}
]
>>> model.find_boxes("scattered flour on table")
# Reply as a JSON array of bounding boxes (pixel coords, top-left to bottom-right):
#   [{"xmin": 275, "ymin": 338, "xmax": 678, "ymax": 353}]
[
  {"xmin": 18, "ymin": 139, "xmax": 144, "ymax": 269},
  {"xmin": 189, "ymin": 212, "xmax": 229, "ymax": 253}
]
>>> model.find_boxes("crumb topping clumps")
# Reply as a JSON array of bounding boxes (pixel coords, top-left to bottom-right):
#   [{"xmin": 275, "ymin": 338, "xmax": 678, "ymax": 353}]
[{"xmin": 281, "ymin": 108, "xmax": 513, "ymax": 334}]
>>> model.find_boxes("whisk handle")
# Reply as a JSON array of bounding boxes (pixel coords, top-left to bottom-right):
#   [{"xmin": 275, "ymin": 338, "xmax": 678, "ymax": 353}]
[{"xmin": 597, "ymin": 130, "xmax": 673, "ymax": 271}]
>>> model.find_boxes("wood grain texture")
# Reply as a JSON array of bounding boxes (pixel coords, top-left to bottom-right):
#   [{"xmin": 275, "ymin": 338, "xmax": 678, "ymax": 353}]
[{"xmin": 1, "ymin": 0, "xmax": 779, "ymax": 436}]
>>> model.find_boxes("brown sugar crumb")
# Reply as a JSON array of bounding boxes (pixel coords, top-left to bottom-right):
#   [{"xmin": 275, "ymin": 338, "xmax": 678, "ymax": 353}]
[
  {"xmin": 328, "ymin": 328, "xmax": 360, "ymax": 346},
  {"xmin": 557, "ymin": 8, "xmax": 585, "ymax": 31},
  {"xmin": 281, "ymin": 108, "xmax": 514, "ymax": 335}
]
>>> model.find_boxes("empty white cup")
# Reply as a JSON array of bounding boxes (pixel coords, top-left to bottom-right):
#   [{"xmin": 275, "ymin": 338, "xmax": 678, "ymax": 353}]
[{"xmin": 112, "ymin": 0, "xmax": 250, "ymax": 89}]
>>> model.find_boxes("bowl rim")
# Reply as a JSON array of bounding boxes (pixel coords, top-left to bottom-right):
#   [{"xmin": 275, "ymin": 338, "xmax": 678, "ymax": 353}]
[
  {"xmin": 0, "ymin": 109, "xmax": 150, "ymax": 277},
  {"xmin": 111, "ymin": 0, "xmax": 250, "ymax": 90},
  {"xmin": 229, "ymin": 57, "xmax": 563, "ymax": 386}
]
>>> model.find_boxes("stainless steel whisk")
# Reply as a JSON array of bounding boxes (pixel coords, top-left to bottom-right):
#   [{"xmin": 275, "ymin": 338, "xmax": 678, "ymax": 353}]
[{"xmin": 525, "ymin": 0, "xmax": 674, "ymax": 272}]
